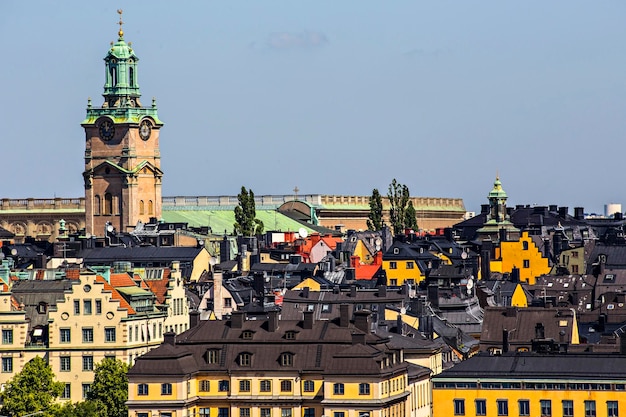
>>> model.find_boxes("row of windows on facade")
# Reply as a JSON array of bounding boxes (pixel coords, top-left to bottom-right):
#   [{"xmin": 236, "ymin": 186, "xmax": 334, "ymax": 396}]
[
  {"xmin": 137, "ymin": 380, "xmax": 374, "ymax": 396},
  {"xmin": 453, "ymin": 398, "xmax": 618, "ymax": 417},
  {"xmin": 58, "ymin": 327, "xmax": 116, "ymax": 344},
  {"xmin": 93, "ymin": 194, "xmax": 154, "ymax": 216},
  {"xmin": 135, "ymin": 408, "xmax": 371, "ymax": 417}
]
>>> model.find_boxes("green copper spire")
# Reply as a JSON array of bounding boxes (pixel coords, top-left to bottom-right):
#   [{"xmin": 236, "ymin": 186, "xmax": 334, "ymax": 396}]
[
  {"xmin": 102, "ymin": 9, "xmax": 141, "ymax": 108},
  {"xmin": 82, "ymin": 9, "xmax": 162, "ymax": 125}
]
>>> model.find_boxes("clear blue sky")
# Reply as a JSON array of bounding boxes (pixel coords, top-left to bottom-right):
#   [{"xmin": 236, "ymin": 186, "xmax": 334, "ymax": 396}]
[{"xmin": 1, "ymin": 1, "xmax": 625, "ymax": 214}]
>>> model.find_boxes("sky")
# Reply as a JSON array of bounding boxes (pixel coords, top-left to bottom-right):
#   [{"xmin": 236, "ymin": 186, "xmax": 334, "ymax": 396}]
[{"xmin": 1, "ymin": 1, "xmax": 626, "ymax": 215}]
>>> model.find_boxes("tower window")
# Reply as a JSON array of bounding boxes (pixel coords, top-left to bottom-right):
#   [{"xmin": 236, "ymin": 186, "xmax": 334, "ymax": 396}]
[
  {"xmin": 148, "ymin": 200, "xmax": 154, "ymax": 215},
  {"xmin": 110, "ymin": 66, "xmax": 117, "ymax": 86},
  {"xmin": 94, "ymin": 195, "xmax": 101, "ymax": 216},
  {"xmin": 129, "ymin": 67, "xmax": 135, "ymax": 86},
  {"xmin": 139, "ymin": 200, "xmax": 145, "ymax": 215},
  {"xmin": 104, "ymin": 193, "xmax": 113, "ymax": 215}
]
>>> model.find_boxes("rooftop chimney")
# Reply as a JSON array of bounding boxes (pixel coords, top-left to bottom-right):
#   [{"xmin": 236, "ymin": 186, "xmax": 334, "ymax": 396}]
[
  {"xmin": 339, "ymin": 304, "xmax": 350, "ymax": 327},
  {"xmin": 574, "ymin": 207, "xmax": 585, "ymax": 220},
  {"xmin": 164, "ymin": 331, "xmax": 176, "ymax": 345},
  {"xmin": 377, "ymin": 285, "xmax": 387, "ymax": 298},
  {"xmin": 301, "ymin": 287, "xmax": 310, "ymax": 298},
  {"xmin": 535, "ymin": 322, "xmax": 545, "ymax": 339},
  {"xmin": 354, "ymin": 310, "xmax": 371, "ymax": 333},
  {"xmin": 303, "ymin": 310, "xmax": 314, "ymax": 329},
  {"xmin": 350, "ymin": 285, "xmax": 357, "ymax": 298},
  {"xmin": 267, "ymin": 310, "xmax": 279, "ymax": 332},
  {"xmin": 189, "ymin": 310, "xmax": 200, "ymax": 328},
  {"xmin": 231, "ymin": 311, "xmax": 245, "ymax": 329}
]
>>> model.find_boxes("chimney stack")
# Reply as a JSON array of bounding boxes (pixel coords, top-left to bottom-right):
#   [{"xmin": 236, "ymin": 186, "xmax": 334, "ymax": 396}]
[
  {"xmin": 303, "ymin": 310, "xmax": 314, "ymax": 329},
  {"xmin": 164, "ymin": 331, "xmax": 176, "ymax": 345},
  {"xmin": 267, "ymin": 310, "xmax": 279, "ymax": 332},
  {"xmin": 354, "ymin": 310, "xmax": 371, "ymax": 333},
  {"xmin": 339, "ymin": 304, "xmax": 350, "ymax": 327},
  {"xmin": 231, "ymin": 311, "xmax": 245, "ymax": 329},
  {"xmin": 189, "ymin": 310, "xmax": 200, "ymax": 328}
]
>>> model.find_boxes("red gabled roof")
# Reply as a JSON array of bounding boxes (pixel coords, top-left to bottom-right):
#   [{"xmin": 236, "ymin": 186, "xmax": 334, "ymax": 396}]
[
  {"xmin": 109, "ymin": 273, "xmax": 137, "ymax": 288},
  {"xmin": 143, "ymin": 271, "xmax": 171, "ymax": 305},
  {"xmin": 319, "ymin": 235, "xmax": 343, "ymax": 250},
  {"xmin": 95, "ymin": 275, "xmax": 136, "ymax": 314}
]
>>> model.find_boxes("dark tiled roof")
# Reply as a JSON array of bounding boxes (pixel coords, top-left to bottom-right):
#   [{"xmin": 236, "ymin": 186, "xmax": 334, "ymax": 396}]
[
  {"xmin": 433, "ymin": 351, "xmax": 626, "ymax": 380},
  {"xmin": 129, "ymin": 313, "xmax": 409, "ymax": 378},
  {"xmin": 79, "ymin": 246, "xmax": 204, "ymax": 263},
  {"xmin": 479, "ymin": 306, "xmax": 577, "ymax": 351}
]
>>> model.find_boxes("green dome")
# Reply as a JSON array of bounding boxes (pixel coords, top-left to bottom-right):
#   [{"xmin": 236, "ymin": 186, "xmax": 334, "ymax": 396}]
[
  {"xmin": 107, "ymin": 37, "xmax": 136, "ymax": 60},
  {"xmin": 488, "ymin": 177, "xmax": 508, "ymax": 199}
]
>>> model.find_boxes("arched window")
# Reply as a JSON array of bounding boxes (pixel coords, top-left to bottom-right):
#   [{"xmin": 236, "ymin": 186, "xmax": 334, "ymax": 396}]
[
  {"xmin": 139, "ymin": 200, "xmax": 145, "ymax": 215},
  {"xmin": 94, "ymin": 195, "xmax": 101, "ymax": 216},
  {"xmin": 104, "ymin": 193, "xmax": 113, "ymax": 215},
  {"xmin": 129, "ymin": 67, "xmax": 135, "ymax": 86},
  {"xmin": 110, "ymin": 66, "xmax": 117, "ymax": 86},
  {"xmin": 148, "ymin": 200, "xmax": 154, "ymax": 215},
  {"xmin": 113, "ymin": 195, "xmax": 120, "ymax": 215}
]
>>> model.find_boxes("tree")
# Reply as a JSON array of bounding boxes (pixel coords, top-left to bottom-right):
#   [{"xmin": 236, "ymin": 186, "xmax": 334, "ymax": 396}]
[
  {"xmin": 86, "ymin": 357, "xmax": 129, "ymax": 417},
  {"xmin": 0, "ymin": 356, "xmax": 64, "ymax": 417},
  {"xmin": 234, "ymin": 186, "xmax": 264, "ymax": 236},
  {"xmin": 367, "ymin": 188, "xmax": 384, "ymax": 231},
  {"xmin": 54, "ymin": 401, "xmax": 103, "ymax": 417},
  {"xmin": 404, "ymin": 200, "xmax": 419, "ymax": 232},
  {"xmin": 387, "ymin": 179, "xmax": 411, "ymax": 236}
]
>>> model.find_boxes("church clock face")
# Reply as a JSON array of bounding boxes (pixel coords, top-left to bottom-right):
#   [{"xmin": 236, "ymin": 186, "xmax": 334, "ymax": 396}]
[
  {"xmin": 99, "ymin": 119, "xmax": 115, "ymax": 141},
  {"xmin": 139, "ymin": 120, "xmax": 152, "ymax": 141}
]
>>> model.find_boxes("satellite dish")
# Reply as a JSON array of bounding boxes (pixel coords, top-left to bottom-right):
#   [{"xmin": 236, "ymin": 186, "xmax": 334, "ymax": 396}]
[
  {"xmin": 299, "ymin": 228, "xmax": 308, "ymax": 238},
  {"xmin": 461, "ymin": 251, "xmax": 468, "ymax": 260},
  {"xmin": 209, "ymin": 257, "xmax": 217, "ymax": 266},
  {"xmin": 10, "ymin": 249, "xmax": 17, "ymax": 256},
  {"xmin": 106, "ymin": 224, "xmax": 114, "ymax": 233},
  {"xmin": 400, "ymin": 307, "xmax": 406, "ymax": 315}
]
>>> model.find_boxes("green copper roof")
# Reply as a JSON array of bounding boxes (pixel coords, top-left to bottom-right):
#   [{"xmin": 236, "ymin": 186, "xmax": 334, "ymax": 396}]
[
  {"xmin": 82, "ymin": 13, "xmax": 162, "ymax": 126},
  {"xmin": 488, "ymin": 177, "xmax": 508, "ymax": 199},
  {"xmin": 161, "ymin": 210, "xmax": 316, "ymax": 234}
]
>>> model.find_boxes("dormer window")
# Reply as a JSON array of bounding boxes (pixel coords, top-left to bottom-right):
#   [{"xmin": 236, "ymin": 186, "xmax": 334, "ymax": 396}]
[
  {"xmin": 239, "ymin": 352, "xmax": 252, "ymax": 367},
  {"xmin": 242, "ymin": 330, "xmax": 254, "ymax": 340},
  {"xmin": 206, "ymin": 349, "xmax": 220, "ymax": 364},
  {"xmin": 285, "ymin": 331, "xmax": 297, "ymax": 340},
  {"xmin": 280, "ymin": 352, "xmax": 294, "ymax": 367}
]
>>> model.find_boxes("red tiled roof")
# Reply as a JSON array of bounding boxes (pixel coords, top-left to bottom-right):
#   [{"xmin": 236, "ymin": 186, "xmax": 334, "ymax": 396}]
[
  {"xmin": 95, "ymin": 275, "xmax": 136, "ymax": 314},
  {"xmin": 146, "ymin": 269, "xmax": 172, "ymax": 304},
  {"xmin": 109, "ymin": 273, "xmax": 137, "ymax": 288}
]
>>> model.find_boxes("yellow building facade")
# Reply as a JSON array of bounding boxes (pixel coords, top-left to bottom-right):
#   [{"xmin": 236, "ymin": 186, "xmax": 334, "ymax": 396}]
[
  {"xmin": 489, "ymin": 232, "xmax": 551, "ymax": 285},
  {"xmin": 2, "ymin": 270, "xmax": 167, "ymax": 403},
  {"xmin": 433, "ymin": 351, "xmax": 626, "ymax": 417},
  {"xmin": 128, "ymin": 311, "xmax": 433, "ymax": 417}
]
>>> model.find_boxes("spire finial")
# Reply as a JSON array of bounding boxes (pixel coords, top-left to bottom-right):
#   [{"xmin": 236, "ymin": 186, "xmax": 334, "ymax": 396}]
[{"xmin": 117, "ymin": 9, "xmax": 124, "ymax": 39}]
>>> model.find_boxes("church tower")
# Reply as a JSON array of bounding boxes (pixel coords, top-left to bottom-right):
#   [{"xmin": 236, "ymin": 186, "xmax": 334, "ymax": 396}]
[
  {"xmin": 82, "ymin": 10, "xmax": 164, "ymax": 237},
  {"xmin": 476, "ymin": 176, "xmax": 520, "ymax": 242}
]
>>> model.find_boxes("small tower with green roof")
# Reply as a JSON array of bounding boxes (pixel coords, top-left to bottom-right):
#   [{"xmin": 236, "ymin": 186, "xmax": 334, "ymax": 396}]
[
  {"xmin": 82, "ymin": 10, "xmax": 164, "ymax": 237},
  {"xmin": 477, "ymin": 176, "xmax": 520, "ymax": 242}
]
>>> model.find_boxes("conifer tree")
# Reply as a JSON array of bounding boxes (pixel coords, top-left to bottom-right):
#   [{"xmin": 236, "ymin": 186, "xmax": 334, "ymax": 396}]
[
  {"xmin": 234, "ymin": 186, "xmax": 264, "ymax": 236},
  {"xmin": 367, "ymin": 188, "xmax": 384, "ymax": 231}
]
